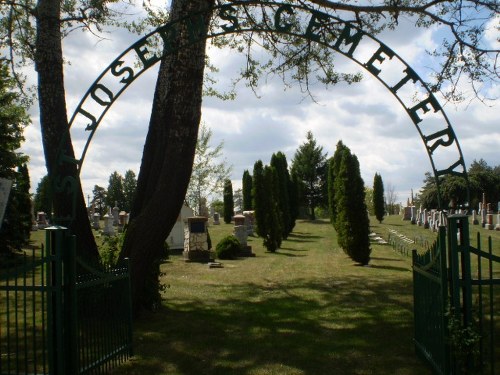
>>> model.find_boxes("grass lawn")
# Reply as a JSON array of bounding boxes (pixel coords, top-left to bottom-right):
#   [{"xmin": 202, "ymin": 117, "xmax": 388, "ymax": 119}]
[
  {"xmin": 5, "ymin": 214, "xmax": 498, "ymax": 374},
  {"xmin": 112, "ymin": 217, "xmax": 448, "ymax": 375}
]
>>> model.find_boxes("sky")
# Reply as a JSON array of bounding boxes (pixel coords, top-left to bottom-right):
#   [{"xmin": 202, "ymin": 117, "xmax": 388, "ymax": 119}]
[{"xmin": 20, "ymin": 4, "xmax": 499, "ymax": 208}]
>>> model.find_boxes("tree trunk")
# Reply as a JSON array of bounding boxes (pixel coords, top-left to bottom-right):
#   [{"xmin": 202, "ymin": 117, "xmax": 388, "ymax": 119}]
[
  {"xmin": 120, "ymin": 0, "xmax": 214, "ymax": 313},
  {"xmin": 35, "ymin": 0, "xmax": 99, "ymax": 260}
]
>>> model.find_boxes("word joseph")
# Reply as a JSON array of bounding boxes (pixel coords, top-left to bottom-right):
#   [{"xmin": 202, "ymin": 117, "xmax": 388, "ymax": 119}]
[{"xmin": 58, "ymin": 2, "xmax": 467, "ymax": 222}]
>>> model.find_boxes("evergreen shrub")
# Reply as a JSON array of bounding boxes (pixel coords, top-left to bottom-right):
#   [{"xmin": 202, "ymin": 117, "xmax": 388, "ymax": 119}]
[{"xmin": 215, "ymin": 235, "xmax": 241, "ymax": 259}]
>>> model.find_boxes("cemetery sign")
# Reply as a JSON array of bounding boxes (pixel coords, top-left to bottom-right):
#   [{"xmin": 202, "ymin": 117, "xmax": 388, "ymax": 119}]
[{"xmin": 54, "ymin": 1, "xmax": 469, "ymax": 223}]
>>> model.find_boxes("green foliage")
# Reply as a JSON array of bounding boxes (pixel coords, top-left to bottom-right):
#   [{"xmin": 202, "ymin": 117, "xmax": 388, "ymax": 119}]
[
  {"xmin": 106, "ymin": 171, "xmax": 126, "ymax": 209},
  {"xmin": 34, "ymin": 175, "xmax": 52, "ymax": 216},
  {"xmin": 446, "ymin": 307, "xmax": 481, "ymax": 372},
  {"xmin": 262, "ymin": 165, "xmax": 282, "ymax": 252},
  {"xmin": 91, "ymin": 185, "xmax": 107, "ymax": 217},
  {"xmin": 334, "ymin": 147, "xmax": 371, "ymax": 265},
  {"xmin": 291, "ymin": 131, "xmax": 328, "ymax": 221},
  {"xmin": 0, "ymin": 62, "xmax": 30, "ymax": 253},
  {"xmin": 186, "ymin": 124, "xmax": 232, "ymax": 215},
  {"xmin": 223, "ymin": 179, "xmax": 233, "ymax": 224},
  {"xmin": 288, "ymin": 171, "xmax": 299, "ymax": 232},
  {"xmin": 242, "ymin": 169, "xmax": 253, "ymax": 211},
  {"xmin": 252, "ymin": 160, "xmax": 266, "ymax": 238},
  {"xmin": 100, "ymin": 233, "xmax": 125, "ymax": 268},
  {"xmin": 270, "ymin": 151, "xmax": 291, "ymax": 239},
  {"xmin": 211, "ymin": 199, "xmax": 224, "ymax": 215},
  {"xmin": 123, "ymin": 170, "xmax": 137, "ymax": 213},
  {"xmin": 328, "ymin": 140, "xmax": 347, "ymax": 228},
  {"xmin": 418, "ymin": 159, "xmax": 500, "ymax": 209},
  {"xmin": 373, "ymin": 173, "xmax": 385, "ymax": 223},
  {"xmin": 252, "ymin": 160, "xmax": 283, "ymax": 252},
  {"xmin": 215, "ymin": 235, "xmax": 241, "ymax": 259}
]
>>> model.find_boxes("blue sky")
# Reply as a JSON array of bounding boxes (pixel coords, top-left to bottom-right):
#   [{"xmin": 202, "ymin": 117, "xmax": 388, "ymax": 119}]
[{"xmin": 21, "ymin": 5, "xmax": 499, "ymax": 207}]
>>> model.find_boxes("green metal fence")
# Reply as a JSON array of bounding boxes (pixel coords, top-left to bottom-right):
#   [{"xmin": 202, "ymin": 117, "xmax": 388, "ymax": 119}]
[
  {"xmin": 412, "ymin": 226, "xmax": 450, "ymax": 375},
  {"xmin": 447, "ymin": 215, "xmax": 499, "ymax": 375},
  {"xmin": 0, "ymin": 226, "xmax": 133, "ymax": 375},
  {"xmin": 413, "ymin": 215, "xmax": 499, "ymax": 375},
  {"xmin": 0, "ymin": 243, "xmax": 50, "ymax": 375}
]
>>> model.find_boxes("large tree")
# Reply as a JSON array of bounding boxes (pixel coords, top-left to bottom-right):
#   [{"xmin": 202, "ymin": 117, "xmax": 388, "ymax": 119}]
[
  {"xmin": 118, "ymin": 0, "xmax": 215, "ymax": 312},
  {"xmin": 291, "ymin": 131, "xmax": 328, "ymax": 221}
]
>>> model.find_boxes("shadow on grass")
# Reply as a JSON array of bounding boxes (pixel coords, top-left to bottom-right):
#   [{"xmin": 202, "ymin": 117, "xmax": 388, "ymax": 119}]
[
  {"xmin": 114, "ymin": 277, "xmax": 427, "ymax": 375},
  {"xmin": 287, "ymin": 233, "xmax": 322, "ymax": 243}
]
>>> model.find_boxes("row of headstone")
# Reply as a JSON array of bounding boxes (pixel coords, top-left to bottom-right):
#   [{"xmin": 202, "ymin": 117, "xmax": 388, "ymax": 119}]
[
  {"xmin": 89, "ymin": 204, "xmax": 129, "ymax": 236},
  {"xmin": 472, "ymin": 201, "xmax": 500, "ymax": 230}
]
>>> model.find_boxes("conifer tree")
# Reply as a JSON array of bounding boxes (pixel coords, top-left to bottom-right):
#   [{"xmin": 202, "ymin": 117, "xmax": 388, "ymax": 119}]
[
  {"xmin": 242, "ymin": 170, "xmax": 253, "ymax": 211},
  {"xmin": 288, "ymin": 171, "xmax": 300, "ymax": 233},
  {"xmin": 223, "ymin": 179, "xmax": 233, "ymax": 224},
  {"xmin": 291, "ymin": 131, "xmax": 327, "ymax": 220},
  {"xmin": 334, "ymin": 148, "xmax": 371, "ymax": 265},
  {"xmin": 373, "ymin": 173, "xmax": 385, "ymax": 223},
  {"xmin": 270, "ymin": 152, "xmax": 291, "ymax": 239},
  {"xmin": 262, "ymin": 165, "xmax": 281, "ymax": 252},
  {"xmin": 252, "ymin": 160, "xmax": 266, "ymax": 237},
  {"xmin": 328, "ymin": 141, "xmax": 347, "ymax": 228}
]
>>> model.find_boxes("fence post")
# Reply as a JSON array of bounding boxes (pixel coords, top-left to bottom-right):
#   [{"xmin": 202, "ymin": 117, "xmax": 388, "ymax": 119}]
[
  {"xmin": 45, "ymin": 226, "xmax": 78, "ymax": 375},
  {"xmin": 447, "ymin": 215, "xmax": 473, "ymax": 373},
  {"xmin": 45, "ymin": 226, "xmax": 66, "ymax": 375}
]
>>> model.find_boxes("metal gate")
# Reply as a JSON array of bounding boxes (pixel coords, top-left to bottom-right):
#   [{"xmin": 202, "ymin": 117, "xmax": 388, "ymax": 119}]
[
  {"xmin": 413, "ymin": 226, "xmax": 450, "ymax": 374},
  {"xmin": 413, "ymin": 215, "xmax": 499, "ymax": 375},
  {"xmin": 0, "ymin": 227, "xmax": 133, "ymax": 375}
]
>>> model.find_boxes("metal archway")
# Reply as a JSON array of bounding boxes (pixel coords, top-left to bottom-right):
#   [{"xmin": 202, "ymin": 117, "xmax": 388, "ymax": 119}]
[{"xmin": 54, "ymin": 1, "xmax": 469, "ymax": 224}]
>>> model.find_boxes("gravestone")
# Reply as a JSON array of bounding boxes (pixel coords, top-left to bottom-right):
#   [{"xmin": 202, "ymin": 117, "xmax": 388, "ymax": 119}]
[
  {"xmin": 166, "ymin": 204, "xmax": 193, "ymax": 250},
  {"xmin": 92, "ymin": 212, "xmax": 100, "ymax": 230},
  {"xmin": 423, "ymin": 209, "xmax": 429, "ymax": 229},
  {"xmin": 485, "ymin": 203, "xmax": 494, "ymax": 230},
  {"xmin": 243, "ymin": 210, "xmax": 255, "ymax": 235},
  {"xmin": 233, "ymin": 214, "xmax": 253, "ymax": 257},
  {"xmin": 213, "ymin": 212, "xmax": 220, "ymax": 225},
  {"xmin": 472, "ymin": 210, "xmax": 479, "ymax": 225},
  {"xmin": 103, "ymin": 209, "xmax": 114, "ymax": 236},
  {"xmin": 37, "ymin": 212, "xmax": 49, "ymax": 229},
  {"xmin": 112, "ymin": 203, "xmax": 120, "ymax": 226},
  {"xmin": 495, "ymin": 213, "xmax": 500, "ymax": 231},
  {"xmin": 183, "ymin": 216, "xmax": 213, "ymax": 262}
]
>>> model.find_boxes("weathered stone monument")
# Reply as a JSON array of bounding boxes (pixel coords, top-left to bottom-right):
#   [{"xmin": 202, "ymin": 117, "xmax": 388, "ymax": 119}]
[
  {"xmin": 495, "ymin": 213, "xmax": 500, "ymax": 231},
  {"xmin": 485, "ymin": 203, "xmax": 494, "ymax": 230},
  {"xmin": 103, "ymin": 209, "xmax": 114, "ymax": 236},
  {"xmin": 243, "ymin": 210, "xmax": 255, "ymax": 235},
  {"xmin": 36, "ymin": 212, "xmax": 49, "ymax": 229},
  {"xmin": 233, "ymin": 214, "xmax": 253, "ymax": 257},
  {"xmin": 472, "ymin": 210, "xmax": 479, "ymax": 225},
  {"xmin": 183, "ymin": 216, "xmax": 213, "ymax": 262},
  {"xmin": 112, "ymin": 203, "xmax": 120, "ymax": 226},
  {"xmin": 213, "ymin": 212, "xmax": 220, "ymax": 225},
  {"xmin": 92, "ymin": 212, "xmax": 100, "ymax": 230}
]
